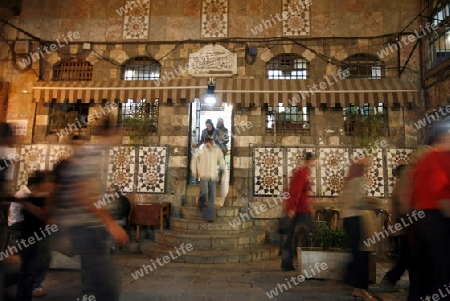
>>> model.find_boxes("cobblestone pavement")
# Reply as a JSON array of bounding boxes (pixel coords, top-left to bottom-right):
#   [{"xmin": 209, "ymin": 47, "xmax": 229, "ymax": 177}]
[{"xmin": 28, "ymin": 254, "xmax": 409, "ymax": 301}]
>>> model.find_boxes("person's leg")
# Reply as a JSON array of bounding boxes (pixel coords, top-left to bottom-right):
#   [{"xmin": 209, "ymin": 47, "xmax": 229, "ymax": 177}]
[
  {"xmin": 70, "ymin": 226, "xmax": 121, "ymax": 301},
  {"xmin": 383, "ymin": 235, "xmax": 408, "ymax": 285},
  {"xmin": 344, "ymin": 216, "xmax": 369, "ymax": 289},
  {"xmin": 281, "ymin": 214, "xmax": 301, "ymax": 269},
  {"xmin": 205, "ymin": 180, "xmax": 217, "ymax": 221},
  {"xmin": 415, "ymin": 210, "xmax": 449, "ymax": 298},
  {"xmin": 16, "ymin": 245, "xmax": 38, "ymax": 301},
  {"xmin": 31, "ymin": 241, "xmax": 51, "ymax": 295},
  {"xmin": 198, "ymin": 179, "xmax": 208, "ymax": 210}
]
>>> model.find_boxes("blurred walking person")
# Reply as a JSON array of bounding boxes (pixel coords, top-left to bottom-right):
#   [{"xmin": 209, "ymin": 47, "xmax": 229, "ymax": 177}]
[
  {"xmin": 15, "ymin": 172, "xmax": 54, "ymax": 301},
  {"xmin": 379, "ymin": 164, "xmax": 410, "ymax": 290},
  {"xmin": 281, "ymin": 152, "xmax": 315, "ymax": 271},
  {"xmin": 54, "ymin": 129, "xmax": 128, "ymax": 301},
  {"xmin": 190, "ymin": 136, "xmax": 226, "ymax": 222},
  {"xmin": 340, "ymin": 159, "xmax": 378, "ymax": 301},
  {"xmin": 408, "ymin": 120, "xmax": 450, "ymax": 301}
]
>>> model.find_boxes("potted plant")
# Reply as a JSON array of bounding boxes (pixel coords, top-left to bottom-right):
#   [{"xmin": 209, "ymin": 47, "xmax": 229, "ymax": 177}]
[
  {"xmin": 122, "ymin": 101, "xmax": 158, "ymax": 144},
  {"xmin": 297, "ymin": 222, "xmax": 351, "ymax": 279}
]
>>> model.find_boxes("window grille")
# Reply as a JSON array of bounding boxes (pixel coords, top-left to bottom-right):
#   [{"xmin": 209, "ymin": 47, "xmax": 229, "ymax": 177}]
[
  {"xmin": 342, "ymin": 53, "xmax": 384, "ymax": 79},
  {"xmin": 266, "ymin": 105, "xmax": 310, "ymax": 135},
  {"xmin": 118, "ymin": 99, "xmax": 159, "ymax": 133},
  {"xmin": 266, "ymin": 54, "xmax": 309, "ymax": 79},
  {"xmin": 343, "ymin": 103, "xmax": 388, "ymax": 136},
  {"xmin": 53, "ymin": 59, "xmax": 93, "ymax": 81},
  {"xmin": 121, "ymin": 57, "xmax": 161, "ymax": 80},
  {"xmin": 48, "ymin": 101, "xmax": 90, "ymax": 134}
]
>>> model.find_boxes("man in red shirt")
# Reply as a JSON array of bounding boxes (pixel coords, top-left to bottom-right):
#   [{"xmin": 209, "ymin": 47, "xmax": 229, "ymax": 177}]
[
  {"xmin": 281, "ymin": 152, "xmax": 315, "ymax": 271},
  {"xmin": 409, "ymin": 119, "xmax": 450, "ymax": 301}
]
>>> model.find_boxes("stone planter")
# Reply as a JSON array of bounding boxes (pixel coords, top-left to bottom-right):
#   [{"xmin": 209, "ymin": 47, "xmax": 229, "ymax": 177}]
[
  {"xmin": 297, "ymin": 247, "xmax": 349, "ymax": 280},
  {"xmin": 297, "ymin": 247, "xmax": 376, "ymax": 282}
]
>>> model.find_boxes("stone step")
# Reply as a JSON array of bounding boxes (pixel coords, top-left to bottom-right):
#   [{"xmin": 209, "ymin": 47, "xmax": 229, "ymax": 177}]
[
  {"xmin": 181, "ymin": 206, "xmax": 243, "ymax": 221},
  {"xmin": 184, "ymin": 196, "xmax": 243, "ymax": 207},
  {"xmin": 170, "ymin": 217, "xmax": 252, "ymax": 234},
  {"xmin": 140, "ymin": 240, "xmax": 280, "ymax": 264},
  {"xmin": 155, "ymin": 230, "xmax": 266, "ymax": 251}
]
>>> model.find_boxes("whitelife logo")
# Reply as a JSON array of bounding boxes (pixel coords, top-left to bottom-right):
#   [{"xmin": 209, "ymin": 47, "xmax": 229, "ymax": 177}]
[
  {"xmin": 55, "ymin": 102, "xmax": 117, "ymax": 138},
  {"xmin": 0, "ymin": 224, "xmax": 58, "ymax": 261},
  {"xmin": 228, "ymin": 192, "xmax": 290, "ymax": 228},
  {"xmin": 288, "ymin": 69, "xmax": 350, "ymax": 106},
  {"xmin": 362, "ymin": 210, "xmax": 425, "ymax": 248},
  {"xmin": 376, "ymin": 22, "xmax": 438, "ymax": 59},
  {"xmin": 250, "ymin": 0, "xmax": 312, "ymax": 35},
  {"xmin": 324, "ymin": 139, "xmax": 389, "ymax": 176},
  {"xmin": 18, "ymin": 31, "xmax": 81, "ymax": 68},
  {"xmin": 116, "ymin": 0, "xmax": 149, "ymax": 16},
  {"xmin": 413, "ymin": 105, "xmax": 450, "ymax": 129},
  {"xmin": 266, "ymin": 261, "xmax": 328, "ymax": 298},
  {"xmin": 131, "ymin": 243, "xmax": 193, "ymax": 280}
]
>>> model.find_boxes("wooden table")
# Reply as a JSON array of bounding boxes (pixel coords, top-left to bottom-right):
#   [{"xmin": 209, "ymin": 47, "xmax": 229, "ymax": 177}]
[{"xmin": 130, "ymin": 202, "xmax": 171, "ymax": 242}]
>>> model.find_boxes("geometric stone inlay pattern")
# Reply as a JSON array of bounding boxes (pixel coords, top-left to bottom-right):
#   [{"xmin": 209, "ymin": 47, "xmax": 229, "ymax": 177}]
[
  {"xmin": 137, "ymin": 146, "xmax": 167, "ymax": 193},
  {"xmin": 16, "ymin": 145, "xmax": 47, "ymax": 189},
  {"xmin": 353, "ymin": 148, "xmax": 384, "ymax": 197},
  {"xmin": 107, "ymin": 146, "xmax": 136, "ymax": 193},
  {"xmin": 48, "ymin": 145, "xmax": 72, "ymax": 171},
  {"xmin": 282, "ymin": 0, "xmax": 311, "ymax": 36},
  {"xmin": 319, "ymin": 148, "xmax": 349, "ymax": 196},
  {"xmin": 201, "ymin": 0, "xmax": 228, "ymax": 38},
  {"xmin": 386, "ymin": 148, "xmax": 413, "ymax": 196},
  {"xmin": 122, "ymin": 0, "xmax": 151, "ymax": 39},
  {"xmin": 254, "ymin": 148, "xmax": 283, "ymax": 196}
]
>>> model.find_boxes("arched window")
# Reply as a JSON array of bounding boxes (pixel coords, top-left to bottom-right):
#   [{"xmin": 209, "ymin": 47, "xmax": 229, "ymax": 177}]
[
  {"xmin": 266, "ymin": 53, "xmax": 309, "ymax": 79},
  {"xmin": 53, "ymin": 58, "xmax": 93, "ymax": 81},
  {"xmin": 121, "ymin": 56, "xmax": 161, "ymax": 80},
  {"xmin": 342, "ymin": 53, "xmax": 384, "ymax": 79}
]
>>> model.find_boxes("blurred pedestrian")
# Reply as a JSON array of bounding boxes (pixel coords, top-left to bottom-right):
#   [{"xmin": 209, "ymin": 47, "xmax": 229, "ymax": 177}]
[
  {"xmin": 379, "ymin": 164, "xmax": 409, "ymax": 290},
  {"xmin": 0, "ymin": 122, "xmax": 17, "ymax": 301},
  {"xmin": 281, "ymin": 152, "xmax": 315, "ymax": 271},
  {"xmin": 15, "ymin": 171, "xmax": 54, "ymax": 300},
  {"xmin": 54, "ymin": 127, "xmax": 128, "ymax": 301},
  {"xmin": 340, "ymin": 159, "xmax": 378, "ymax": 301},
  {"xmin": 105, "ymin": 185, "xmax": 131, "ymax": 254},
  {"xmin": 408, "ymin": 119, "xmax": 450, "ymax": 301},
  {"xmin": 190, "ymin": 136, "xmax": 226, "ymax": 222}
]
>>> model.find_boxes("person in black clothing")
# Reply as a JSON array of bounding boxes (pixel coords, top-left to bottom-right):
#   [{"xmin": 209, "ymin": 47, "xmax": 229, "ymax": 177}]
[
  {"xmin": 15, "ymin": 171, "xmax": 53, "ymax": 301},
  {"xmin": 0, "ymin": 122, "xmax": 17, "ymax": 301}
]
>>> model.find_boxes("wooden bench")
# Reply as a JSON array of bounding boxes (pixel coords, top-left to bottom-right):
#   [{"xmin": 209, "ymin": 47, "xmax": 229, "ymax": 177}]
[{"xmin": 130, "ymin": 202, "xmax": 171, "ymax": 243}]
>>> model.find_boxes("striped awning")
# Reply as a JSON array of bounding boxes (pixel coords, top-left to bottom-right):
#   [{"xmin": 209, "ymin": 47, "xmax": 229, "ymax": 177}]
[
  {"xmin": 215, "ymin": 78, "xmax": 419, "ymax": 107},
  {"xmin": 32, "ymin": 79, "xmax": 207, "ymax": 103}
]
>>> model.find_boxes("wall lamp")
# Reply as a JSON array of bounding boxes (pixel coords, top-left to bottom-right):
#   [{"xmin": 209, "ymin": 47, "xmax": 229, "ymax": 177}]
[{"xmin": 204, "ymin": 77, "xmax": 216, "ymax": 104}]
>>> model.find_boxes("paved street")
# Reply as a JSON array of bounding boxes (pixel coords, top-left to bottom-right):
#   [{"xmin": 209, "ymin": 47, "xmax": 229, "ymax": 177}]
[{"xmin": 15, "ymin": 254, "xmax": 410, "ymax": 301}]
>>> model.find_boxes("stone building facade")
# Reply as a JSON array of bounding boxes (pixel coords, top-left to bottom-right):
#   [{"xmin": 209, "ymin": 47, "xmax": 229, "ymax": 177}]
[{"xmin": 0, "ymin": 0, "xmax": 440, "ymax": 241}]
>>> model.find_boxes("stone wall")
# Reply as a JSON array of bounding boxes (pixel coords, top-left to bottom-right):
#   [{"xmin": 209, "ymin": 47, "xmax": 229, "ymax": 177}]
[{"xmin": 0, "ymin": 0, "xmax": 426, "ymax": 242}]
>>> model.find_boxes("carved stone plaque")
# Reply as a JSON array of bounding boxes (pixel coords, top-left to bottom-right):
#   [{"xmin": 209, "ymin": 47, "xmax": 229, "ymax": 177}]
[{"xmin": 188, "ymin": 45, "xmax": 237, "ymax": 77}]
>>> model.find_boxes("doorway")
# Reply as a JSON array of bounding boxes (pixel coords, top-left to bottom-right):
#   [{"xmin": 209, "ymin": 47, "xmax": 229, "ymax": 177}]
[{"xmin": 189, "ymin": 99, "xmax": 232, "ymax": 185}]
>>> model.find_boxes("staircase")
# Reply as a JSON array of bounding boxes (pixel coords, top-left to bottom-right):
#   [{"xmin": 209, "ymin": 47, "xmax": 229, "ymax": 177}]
[{"xmin": 140, "ymin": 188, "xmax": 280, "ymax": 263}]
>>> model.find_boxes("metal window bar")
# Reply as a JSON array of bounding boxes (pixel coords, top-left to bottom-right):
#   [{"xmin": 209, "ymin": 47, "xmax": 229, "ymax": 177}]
[
  {"xmin": 342, "ymin": 53, "xmax": 385, "ymax": 79},
  {"xmin": 118, "ymin": 100, "xmax": 159, "ymax": 133},
  {"xmin": 266, "ymin": 54, "xmax": 309, "ymax": 79},
  {"xmin": 266, "ymin": 105, "xmax": 310, "ymax": 135},
  {"xmin": 48, "ymin": 101, "xmax": 90, "ymax": 133},
  {"xmin": 121, "ymin": 57, "xmax": 161, "ymax": 81},
  {"xmin": 53, "ymin": 60, "xmax": 93, "ymax": 81},
  {"xmin": 343, "ymin": 103, "xmax": 387, "ymax": 136}
]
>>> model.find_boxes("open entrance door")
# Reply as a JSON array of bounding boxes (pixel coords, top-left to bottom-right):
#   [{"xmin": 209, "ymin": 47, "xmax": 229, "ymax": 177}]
[{"xmin": 189, "ymin": 99, "xmax": 232, "ymax": 185}]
